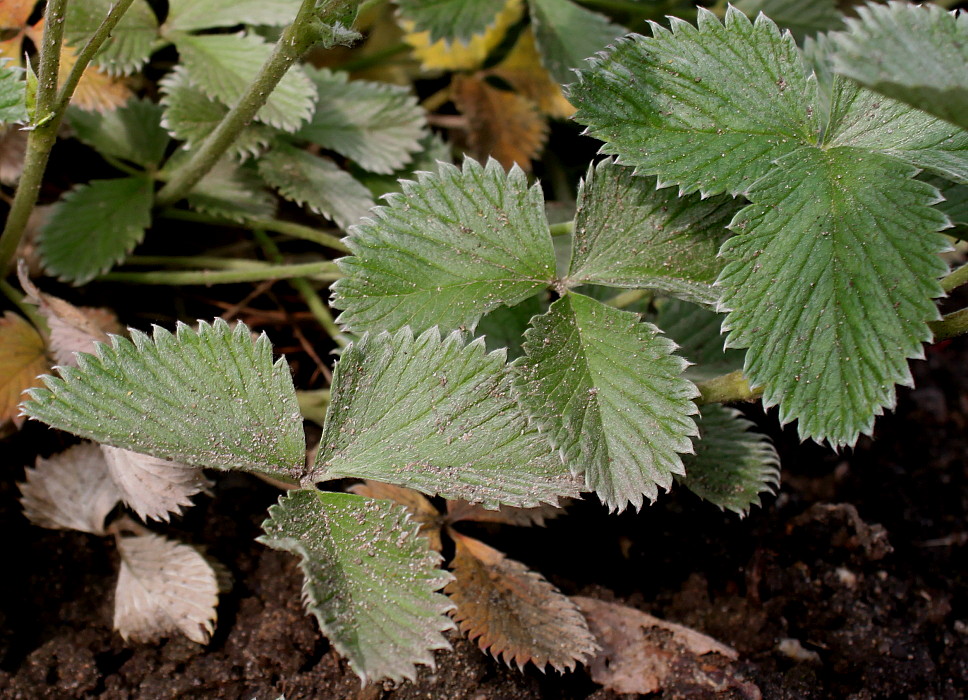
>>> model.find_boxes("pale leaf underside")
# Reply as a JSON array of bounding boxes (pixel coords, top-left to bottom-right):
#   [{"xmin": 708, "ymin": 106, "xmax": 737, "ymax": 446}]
[
  {"xmin": 65, "ymin": 0, "xmax": 159, "ymax": 75},
  {"xmin": 67, "ymin": 99, "xmax": 169, "ymax": 169},
  {"xmin": 102, "ymin": 445, "xmax": 211, "ymax": 523},
  {"xmin": 164, "ymin": 0, "xmax": 301, "ymax": 31},
  {"xmin": 258, "ymin": 490, "xmax": 454, "ymax": 684},
  {"xmin": 735, "ymin": 0, "xmax": 843, "ymax": 41},
  {"xmin": 445, "ymin": 532, "xmax": 598, "ymax": 672},
  {"xmin": 348, "ymin": 480, "xmax": 444, "ymax": 552},
  {"xmin": 396, "ymin": 0, "xmax": 502, "ymax": 44},
  {"xmin": 182, "ymin": 155, "xmax": 276, "ymax": 222},
  {"xmin": 312, "ymin": 327, "xmax": 580, "ymax": 509}
]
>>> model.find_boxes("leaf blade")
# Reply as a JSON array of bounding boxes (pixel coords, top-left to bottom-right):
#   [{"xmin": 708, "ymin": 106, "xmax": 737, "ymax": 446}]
[
  {"xmin": 67, "ymin": 98, "xmax": 170, "ymax": 168},
  {"xmin": 527, "ymin": 0, "xmax": 625, "ymax": 86}
]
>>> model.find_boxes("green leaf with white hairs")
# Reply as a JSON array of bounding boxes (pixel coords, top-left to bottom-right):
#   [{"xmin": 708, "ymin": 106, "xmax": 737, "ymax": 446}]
[
  {"xmin": 678, "ymin": 404, "xmax": 779, "ymax": 516},
  {"xmin": 176, "ymin": 154, "xmax": 276, "ymax": 222},
  {"xmin": 258, "ymin": 489, "xmax": 454, "ymax": 683},
  {"xmin": 527, "ymin": 0, "xmax": 625, "ymax": 86},
  {"xmin": 311, "ymin": 327, "xmax": 580, "ymax": 509},
  {"xmin": 0, "ymin": 59, "xmax": 27, "ymax": 125},
  {"xmin": 164, "ymin": 0, "xmax": 301, "ymax": 32},
  {"xmin": 257, "ymin": 144, "xmax": 374, "ymax": 230},
  {"xmin": 296, "ymin": 68, "xmax": 427, "ymax": 174},
  {"xmin": 332, "ymin": 158, "xmax": 556, "ymax": 335},
  {"xmin": 514, "ymin": 292, "xmax": 698, "ymax": 512},
  {"xmin": 566, "ymin": 158, "xmax": 741, "ymax": 308},
  {"xmin": 160, "ymin": 67, "xmax": 274, "ymax": 160},
  {"xmin": 396, "ymin": 0, "xmax": 505, "ymax": 44},
  {"xmin": 734, "ymin": 0, "xmax": 842, "ymax": 41},
  {"xmin": 830, "ymin": 1, "xmax": 968, "ymax": 133},
  {"xmin": 22, "ymin": 319, "xmax": 306, "ymax": 480},
  {"xmin": 172, "ymin": 32, "xmax": 316, "ymax": 132},
  {"xmin": 65, "ymin": 0, "xmax": 159, "ymax": 75},
  {"xmin": 68, "ymin": 99, "xmax": 170, "ymax": 169},
  {"xmin": 40, "ymin": 176, "xmax": 153, "ymax": 284}
]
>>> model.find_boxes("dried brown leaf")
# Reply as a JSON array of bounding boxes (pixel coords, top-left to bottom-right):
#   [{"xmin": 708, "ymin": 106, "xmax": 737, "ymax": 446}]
[
  {"xmin": 349, "ymin": 480, "xmax": 443, "ymax": 551},
  {"xmin": 0, "ymin": 126, "xmax": 27, "ymax": 185},
  {"xmin": 445, "ymin": 531, "xmax": 598, "ymax": 672},
  {"xmin": 489, "ymin": 29, "xmax": 574, "ymax": 119},
  {"xmin": 452, "ymin": 74, "xmax": 547, "ymax": 172},
  {"xmin": 574, "ymin": 596, "xmax": 739, "ymax": 695},
  {"xmin": 114, "ymin": 533, "xmax": 219, "ymax": 644},
  {"xmin": 101, "ymin": 445, "xmax": 211, "ymax": 523},
  {"xmin": 446, "ymin": 499, "xmax": 566, "ymax": 528},
  {"xmin": 19, "ymin": 441, "xmax": 121, "ymax": 534},
  {"xmin": 0, "ymin": 311, "xmax": 48, "ymax": 426},
  {"xmin": 0, "ymin": 0, "xmax": 37, "ymax": 29}
]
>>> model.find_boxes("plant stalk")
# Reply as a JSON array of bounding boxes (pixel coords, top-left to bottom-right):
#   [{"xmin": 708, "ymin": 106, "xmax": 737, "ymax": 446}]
[
  {"xmin": 159, "ymin": 209, "xmax": 351, "ymax": 253},
  {"xmin": 695, "ymin": 369, "xmax": 762, "ymax": 405},
  {"xmin": 98, "ymin": 261, "xmax": 342, "ymax": 285},
  {"xmin": 941, "ymin": 261, "xmax": 968, "ymax": 293},
  {"xmin": 930, "ymin": 307, "xmax": 968, "ymax": 341}
]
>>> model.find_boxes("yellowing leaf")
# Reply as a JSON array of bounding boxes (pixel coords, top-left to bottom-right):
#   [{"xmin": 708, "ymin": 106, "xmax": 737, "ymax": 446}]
[
  {"xmin": 452, "ymin": 74, "xmax": 547, "ymax": 171},
  {"xmin": 401, "ymin": 0, "xmax": 524, "ymax": 71},
  {"xmin": 445, "ymin": 531, "xmax": 598, "ymax": 672},
  {"xmin": 348, "ymin": 480, "xmax": 443, "ymax": 551},
  {"xmin": 0, "ymin": 311, "xmax": 48, "ymax": 426},
  {"xmin": 490, "ymin": 29, "xmax": 574, "ymax": 119}
]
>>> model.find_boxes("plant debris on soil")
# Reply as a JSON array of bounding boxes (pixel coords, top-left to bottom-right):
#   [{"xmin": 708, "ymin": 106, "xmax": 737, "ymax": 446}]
[{"xmin": 1, "ymin": 335, "xmax": 967, "ymax": 699}]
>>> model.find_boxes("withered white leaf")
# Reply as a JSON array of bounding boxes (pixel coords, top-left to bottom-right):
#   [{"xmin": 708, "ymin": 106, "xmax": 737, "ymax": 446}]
[
  {"xmin": 19, "ymin": 441, "xmax": 121, "ymax": 535},
  {"xmin": 101, "ymin": 445, "xmax": 211, "ymax": 522},
  {"xmin": 114, "ymin": 533, "xmax": 219, "ymax": 644}
]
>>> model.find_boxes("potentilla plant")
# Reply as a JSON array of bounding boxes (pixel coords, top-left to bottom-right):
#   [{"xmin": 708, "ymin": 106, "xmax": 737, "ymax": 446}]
[{"xmin": 7, "ymin": 0, "xmax": 968, "ymax": 686}]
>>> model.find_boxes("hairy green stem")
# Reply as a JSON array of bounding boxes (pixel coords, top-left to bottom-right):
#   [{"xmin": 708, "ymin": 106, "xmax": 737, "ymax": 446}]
[
  {"xmin": 124, "ymin": 255, "xmax": 273, "ymax": 270},
  {"xmin": 605, "ymin": 288, "xmax": 650, "ymax": 308},
  {"xmin": 930, "ymin": 307, "xmax": 968, "ymax": 341},
  {"xmin": 549, "ymin": 221, "xmax": 575, "ymax": 237},
  {"xmin": 156, "ymin": 0, "xmax": 359, "ymax": 206},
  {"xmin": 695, "ymin": 370, "xmax": 762, "ymax": 405},
  {"xmin": 98, "ymin": 261, "xmax": 342, "ymax": 285},
  {"xmin": 160, "ymin": 209, "xmax": 351, "ymax": 254},
  {"xmin": 941, "ymin": 261, "xmax": 968, "ymax": 293}
]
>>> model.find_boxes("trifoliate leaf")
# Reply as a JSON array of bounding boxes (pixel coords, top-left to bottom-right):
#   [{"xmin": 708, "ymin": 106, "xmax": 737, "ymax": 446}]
[
  {"xmin": 719, "ymin": 148, "xmax": 949, "ymax": 446},
  {"xmin": 164, "ymin": 0, "xmax": 301, "ymax": 32},
  {"xmin": 830, "ymin": 2, "xmax": 968, "ymax": 132},
  {"xmin": 114, "ymin": 533, "xmax": 219, "ymax": 644},
  {"xmin": 734, "ymin": 0, "xmax": 843, "ymax": 41},
  {"xmin": 678, "ymin": 404, "xmax": 779, "ymax": 516},
  {"xmin": 489, "ymin": 29, "xmax": 574, "ymax": 119},
  {"xmin": 39, "ymin": 176, "xmax": 153, "ymax": 284},
  {"xmin": 65, "ymin": 0, "xmax": 159, "ymax": 75},
  {"xmin": 452, "ymin": 74, "xmax": 548, "ymax": 172},
  {"xmin": 257, "ymin": 144, "xmax": 374, "ymax": 230},
  {"xmin": 515, "ymin": 293, "xmax": 698, "ymax": 511},
  {"xmin": 566, "ymin": 158, "xmax": 741, "ymax": 307},
  {"xmin": 527, "ymin": 0, "xmax": 625, "ymax": 86},
  {"xmin": 312, "ymin": 327, "xmax": 580, "ymax": 509},
  {"xmin": 23, "ymin": 319, "xmax": 306, "ymax": 480},
  {"xmin": 570, "ymin": 8, "xmax": 820, "ymax": 197},
  {"xmin": 172, "ymin": 32, "xmax": 316, "ymax": 132},
  {"xmin": 445, "ymin": 532, "xmax": 597, "ymax": 672},
  {"xmin": 475, "ymin": 293, "xmax": 546, "ymax": 360},
  {"xmin": 654, "ymin": 299, "xmax": 744, "ymax": 383},
  {"xmin": 67, "ymin": 99, "xmax": 169, "ymax": 169},
  {"xmin": 18, "ymin": 442, "xmax": 120, "ymax": 535},
  {"xmin": 295, "ymin": 67, "xmax": 426, "ymax": 174},
  {"xmin": 258, "ymin": 490, "xmax": 454, "ymax": 683},
  {"xmin": 159, "ymin": 67, "xmax": 274, "ymax": 160},
  {"xmin": 333, "ymin": 158, "xmax": 556, "ymax": 334},
  {"xmin": 0, "ymin": 311, "xmax": 48, "ymax": 426},
  {"xmin": 0, "ymin": 57, "xmax": 27, "ymax": 124},
  {"xmin": 101, "ymin": 446, "xmax": 211, "ymax": 523},
  {"xmin": 396, "ymin": 0, "xmax": 503, "ymax": 44},
  {"xmin": 349, "ymin": 480, "xmax": 443, "ymax": 551},
  {"xmin": 173, "ymin": 152, "xmax": 275, "ymax": 222}
]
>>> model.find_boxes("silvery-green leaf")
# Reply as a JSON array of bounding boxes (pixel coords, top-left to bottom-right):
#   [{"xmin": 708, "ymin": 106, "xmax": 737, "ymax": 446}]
[
  {"xmin": 68, "ymin": 99, "xmax": 169, "ymax": 168},
  {"xmin": 65, "ymin": 0, "xmax": 159, "ymax": 75},
  {"xmin": 101, "ymin": 446, "xmax": 210, "ymax": 523}
]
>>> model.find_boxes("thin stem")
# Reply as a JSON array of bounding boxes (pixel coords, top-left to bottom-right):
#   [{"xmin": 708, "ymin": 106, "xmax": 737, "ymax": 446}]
[
  {"xmin": 941, "ymin": 261, "xmax": 968, "ymax": 293},
  {"xmin": 124, "ymin": 255, "xmax": 272, "ymax": 270},
  {"xmin": 695, "ymin": 369, "xmax": 762, "ymax": 405},
  {"xmin": 97, "ymin": 261, "xmax": 342, "ymax": 285},
  {"xmin": 0, "ymin": 279, "xmax": 47, "ymax": 330},
  {"xmin": 605, "ymin": 288, "xmax": 650, "ymax": 308},
  {"xmin": 297, "ymin": 389, "xmax": 331, "ymax": 425},
  {"xmin": 549, "ymin": 221, "xmax": 575, "ymax": 237},
  {"xmin": 156, "ymin": 0, "xmax": 359, "ymax": 206},
  {"xmin": 930, "ymin": 307, "xmax": 968, "ymax": 341}
]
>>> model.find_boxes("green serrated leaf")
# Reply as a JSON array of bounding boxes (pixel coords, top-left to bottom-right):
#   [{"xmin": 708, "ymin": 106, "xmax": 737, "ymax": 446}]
[
  {"xmin": 475, "ymin": 293, "xmax": 546, "ymax": 360},
  {"xmin": 0, "ymin": 59, "xmax": 27, "ymax": 125},
  {"xmin": 570, "ymin": 8, "xmax": 820, "ymax": 197},
  {"xmin": 566, "ymin": 158, "xmax": 741, "ymax": 307},
  {"xmin": 257, "ymin": 145, "xmax": 374, "ymax": 230},
  {"xmin": 67, "ymin": 99, "xmax": 169, "ymax": 169},
  {"xmin": 514, "ymin": 292, "xmax": 698, "ymax": 512},
  {"xmin": 65, "ymin": 0, "xmax": 159, "ymax": 75},
  {"xmin": 925, "ymin": 175, "xmax": 968, "ymax": 227},
  {"xmin": 527, "ymin": 0, "xmax": 625, "ymax": 86},
  {"xmin": 355, "ymin": 132, "xmax": 452, "ymax": 199},
  {"xmin": 678, "ymin": 404, "xmax": 778, "ymax": 516},
  {"xmin": 720, "ymin": 148, "xmax": 949, "ymax": 446},
  {"xmin": 396, "ymin": 0, "xmax": 504, "ymax": 44},
  {"xmin": 654, "ymin": 298, "xmax": 744, "ymax": 383},
  {"xmin": 258, "ymin": 490, "xmax": 454, "ymax": 683},
  {"xmin": 165, "ymin": 0, "xmax": 301, "ymax": 32},
  {"xmin": 172, "ymin": 153, "xmax": 275, "ymax": 222},
  {"xmin": 23, "ymin": 319, "xmax": 305, "ymax": 479},
  {"xmin": 332, "ymin": 158, "xmax": 556, "ymax": 335},
  {"xmin": 159, "ymin": 67, "xmax": 275, "ymax": 160},
  {"xmin": 39, "ymin": 177, "xmax": 153, "ymax": 284},
  {"xmin": 296, "ymin": 67, "xmax": 427, "ymax": 174},
  {"xmin": 830, "ymin": 1, "xmax": 968, "ymax": 133},
  {"xmin": 734, "ymin": 0, "xmax": 843, "ymax": 41},
  {"xmin": 312, "ymin": 327, "xmax": 580, "ymax": 509},
  {"xmin": 173, "ymin": 32, "xmax": 316, "ymax": 132}
]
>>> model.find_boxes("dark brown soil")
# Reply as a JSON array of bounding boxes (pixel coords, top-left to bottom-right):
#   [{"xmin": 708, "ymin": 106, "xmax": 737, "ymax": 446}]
[{"xmin": 1, "ymin": 338, "xmax": 966, "ymax": 699}]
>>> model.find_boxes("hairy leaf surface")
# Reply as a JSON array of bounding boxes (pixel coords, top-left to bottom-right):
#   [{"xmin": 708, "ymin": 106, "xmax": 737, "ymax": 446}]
[
  {"xmin": 734, "ymin": 0, "xmax": 842, "ymax": 41},
  {"xmin": 65, "ymin": 0, "xmax": 159, "ymax": 75},
  {"xmin": 258, "ymin": 490, "xmax": 454, "ymax": 683},
  {"xmin": 527, "ymin": 0, "xmax": 625, "ymax": 86},
  {"xmin": 333, "ymin": 158, "xmax": 556, "ymax": 334},
  {"xmin": 101, "ymin": 446, "xmax": 211, "ymax": 523},
  {"xmin": 39, "ymin": 176, "xmax": 153, "ymax": 284},
  {"xmin": 312, "ymin": 327, "xmax": 580, "ymax": 508},
  {"xmin": 515, "ymin": 293, "xmax": 698, "ymax": 511},
  {"xmin": 23, "ymin": 319, "xmax": 305, "ymax": 479},
  {"xmin": 165, "ymin": 0, "xmax": 301, "ymax": 31},
  {"xmin": 349, "ymin": 480, "xmax": 443, "ymax": 551},
  {"xmin": 68, "ymin": 99, "xmax": 169, "ymax": 168}
]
